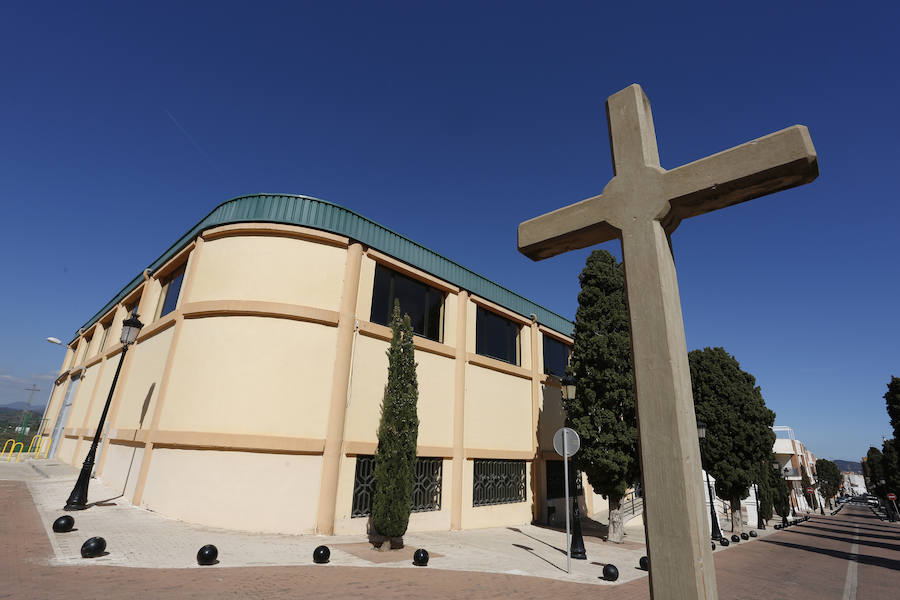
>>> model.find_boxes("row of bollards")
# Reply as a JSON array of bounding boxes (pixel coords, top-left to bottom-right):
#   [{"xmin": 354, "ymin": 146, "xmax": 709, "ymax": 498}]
[{"xmin": 53, "ymin": 516, "xmax": 431, "ymax": 567}]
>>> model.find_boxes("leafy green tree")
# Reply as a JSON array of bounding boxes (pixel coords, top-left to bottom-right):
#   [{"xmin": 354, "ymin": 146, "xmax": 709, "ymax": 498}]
[
  {"xmin": 754, "ymin": 461, "xmax": 775, "ymax": 522},
  {"xmin": 371, "ymin": 301, "xmax": 419, "ymax": 540},
  {"xmin": 565, "ymin": 250, "xmax": 639, "ymax": 544},
  {"xmin": 885, "ymin": 377, "xmax": 900, "ymax": 441},
  {"xmin": 800, "ymin": 464, "xmax": 818, "ymax": 510},
  {"xmin": 882, "ymin": 439, "xmax": 900, "ymax": 519},
  {"xmin": 767, "ymin": 460, "xmax": 790, "ymax": 524},
  {"xmin": 865, "ymin": 446, "xmax": 886, "ymax": 498},
  {"xmin": 815, "ymin": 459, "xmax": 842, "ymax": 508},
  {"xmin": 689, "ymin": 347, "xmax": 776, "ymax": 533}
]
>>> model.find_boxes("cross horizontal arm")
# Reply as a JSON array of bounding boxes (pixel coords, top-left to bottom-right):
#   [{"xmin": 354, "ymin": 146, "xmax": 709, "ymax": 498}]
[
  {"xmin": 518, "ymin": 195, "xmax": 620, "ymax": 261},
  {"xmin": 661, "ymin": 125, "xmax": 818, "ymax": 230}
]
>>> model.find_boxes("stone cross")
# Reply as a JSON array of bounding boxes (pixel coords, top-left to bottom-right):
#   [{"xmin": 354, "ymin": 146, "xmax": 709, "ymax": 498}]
[{"xmin": 519, "ymin": 84, "xmax": 817, "ymax": 599}]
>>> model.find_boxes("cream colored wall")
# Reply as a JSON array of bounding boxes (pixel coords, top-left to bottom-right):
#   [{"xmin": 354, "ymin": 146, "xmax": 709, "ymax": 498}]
[
  {"xmin": 538, "ymin": 385, "xmax": 565, "ymax": 451},
  {"xmin": 42, "ymin": 379, "xmax": 69, "ymax": 435},
  {"xmin": 58, "ymin": 437, "xmax": 77, "ymax": 464},
  {"xmin": 345, "ymin": 335, "xmax": 454, "ymax": 448},
  {"xmin": 158, "ymin": 316, "xmax": 336, "ymax": 438},
  {"xmin": 84, "ymin": 361, "xmax": 116, "ymax": 429},
  {"xmin": 112, "ymin": 328, "xmax": 174, "ymax": 431},
  {"xmin": 461, "ymin": 459, "xmax": 533, "ymax": 529},
  {"xmin": 189, "ymin": 236, "xmax": 347, "ymax": 310},
  {"xmin": 520, "ymin": 326, "xmax": 532, "ymax": 370},
  {"xmin": 442, "ymin": 293, "xmax": 458, "ymax": 347},
  {"xmin": 140, "ymin": 448, "xmax": 322, "ymax": 534},
  {"xmin": 66, "ymin": 364, "xmax": 100, "ymax": 431},
  {"xmin": 332, "ymin": 455, "xmax": 453, "ymax": 535},
  {"xmin": 99, "ymin": 443, "xmax": 145, "ymax": 500},
  {"xmin": 464, "ymin": 365, "xmax": 532, "ymax": 452}
]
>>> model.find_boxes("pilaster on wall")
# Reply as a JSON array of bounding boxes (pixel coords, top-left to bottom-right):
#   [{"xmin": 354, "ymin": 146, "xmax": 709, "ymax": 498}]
[
  {"xmin": 450, "ymin": 291, "xmax": 469, "ymax": 530},
  {"xmin": 316, "ymin": 242, "xmax": 363, "ymax": 535},
  {"xmin": 529, "ymin": 319, "xmax": 542, "ymax": 523}
]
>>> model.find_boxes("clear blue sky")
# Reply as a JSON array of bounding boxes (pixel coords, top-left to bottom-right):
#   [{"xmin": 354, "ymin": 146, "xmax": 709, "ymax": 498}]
[{"xmin": 1, "ymin": 2, "xmax": 897, "ymax": 462}]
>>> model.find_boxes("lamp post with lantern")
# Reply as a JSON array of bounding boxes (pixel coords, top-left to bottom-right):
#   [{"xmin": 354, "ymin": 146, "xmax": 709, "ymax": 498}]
[
  {"xmin": 64, "ymin": 310, "xmax": 143, "ymax": 511},
  {"xmin": 696, "ymin": 420, "xmax": 722, "ymax": 540},
  {"xmin": 560, "ymin": 374, "xmax": 587, "ymax": 560}
]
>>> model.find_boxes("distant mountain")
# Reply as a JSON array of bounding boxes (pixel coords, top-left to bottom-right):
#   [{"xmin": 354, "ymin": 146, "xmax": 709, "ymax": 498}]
[
  {"xmin": 834, "ymin": 460, "xmax": 862, "ymax": 474},
  {"xmin": 0, "ymin": 401, "xmax": 44, "ymax": 411}
]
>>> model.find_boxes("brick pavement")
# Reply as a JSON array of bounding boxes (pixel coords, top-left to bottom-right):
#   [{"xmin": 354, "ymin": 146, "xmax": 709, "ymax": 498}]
[{"xmin": 4, "ymin": 477, "xmax": 899, "ymax": 599}]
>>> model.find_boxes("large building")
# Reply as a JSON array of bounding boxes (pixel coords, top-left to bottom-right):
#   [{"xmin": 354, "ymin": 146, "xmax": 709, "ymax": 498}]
[
  {"xmin": 39, "ymin": 194, "xmax": 606, "ymax": 536},
  {"xmin": 772, "ymin": 426, "xmax": 824, "ymax": 511}
]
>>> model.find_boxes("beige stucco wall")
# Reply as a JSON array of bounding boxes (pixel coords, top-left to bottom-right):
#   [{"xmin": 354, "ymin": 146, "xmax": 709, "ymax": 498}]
[
  {"xmin": 538, "ymin": 385, "xmax": 565, "ymax": 451},
  {"xmin": 464, "ymin": 365, "xmax": 532, "ymax": 452},
  {"xmin": 112, "ymin": 328, "xmax": 174, "ymax": 431},
  {"xmin": 84, "ymin": 361, "xmax": 116, "ymax": 429},
  {"xmin": 345, "ymin": 335, "xmax": 454, "ymax": 448},
  {"xmin": 66, "ymin": 364, "xmax": 100, "ymax": 432},
  {"xmin": 42, "ymin": 379, "xmax": 69, "ymax": 436},
  {"xmin": 99, "ymin": 442, "xmax": 146, "ymax": 500},
  {"xmin": 355, "ymin": 255, "xmax": 376, "ymax": 321},
  {"xmin": 461, "ymin": 458, "xmax": 533, "ymax": 529},
  {"xmin": 158, "ymin": 316, "xmax": 336, "ymax": 438},
  {"xmin": 189, "ymin": 236, "xmax": 347, "ymax": 310},
  {"xmin": 140, "ymin": 448, "xmax": 322, "ymax": 534},
  {"xmin": 58, "ymin": 437, "xmax": 77, "ymax": 464}
]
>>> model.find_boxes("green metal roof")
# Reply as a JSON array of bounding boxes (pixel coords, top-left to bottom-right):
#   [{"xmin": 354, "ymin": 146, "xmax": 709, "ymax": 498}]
[{"xmin": 78, "ymin": 194, "xmax": 574, "ymax": 337}]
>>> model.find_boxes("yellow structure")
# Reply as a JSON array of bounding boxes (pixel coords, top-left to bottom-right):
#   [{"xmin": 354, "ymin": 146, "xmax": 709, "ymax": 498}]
[{"xmin": 40, "ymin": 194, "xmax": 593, "ymax": 535}]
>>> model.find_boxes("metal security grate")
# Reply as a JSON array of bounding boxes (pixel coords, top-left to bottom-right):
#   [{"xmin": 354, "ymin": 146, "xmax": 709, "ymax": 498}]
[
  {"xmin": 351, "ymin": 456, "xmax": 443, "ymax": 518},
  {"xmin": 473, "ymin": 459, "xmax": 527, "ymax": 507}
]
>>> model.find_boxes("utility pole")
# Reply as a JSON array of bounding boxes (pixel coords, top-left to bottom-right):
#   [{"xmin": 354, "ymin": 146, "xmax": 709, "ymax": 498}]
[{"xmin": 16, "ymin": 385, "xmax": 40, "ymax": 445}]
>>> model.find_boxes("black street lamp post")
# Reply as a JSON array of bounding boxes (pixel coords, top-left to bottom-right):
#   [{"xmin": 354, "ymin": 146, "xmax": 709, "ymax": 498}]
[
  {"xmin": 560, "ymin": 374, "xmax": 587, "ymax": 560},
  {"xmin": 696, "ymin": 420, "xmax": 722, "ymax": 540},
  {"xmin": 64, "ymin": 311, "xmax": 143, "ymax": 511},
  {"xmin": 754, "ymin": 482, "xmax": 765, "ymax": 530}
]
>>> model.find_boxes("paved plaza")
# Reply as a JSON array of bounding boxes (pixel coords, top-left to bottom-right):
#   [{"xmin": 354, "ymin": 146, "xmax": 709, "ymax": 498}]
[{"xmin": 2, "ymin": 460, "xmax": 899, "ymax": 599}]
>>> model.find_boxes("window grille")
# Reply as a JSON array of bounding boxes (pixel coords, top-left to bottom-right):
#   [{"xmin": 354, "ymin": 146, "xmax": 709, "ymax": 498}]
[
  {"xmin": 351, "ymin": 456, "xmax": 443, "ymax": 518},
  {"xmin": 473, "ymin": 459, "xmax": 527, "ymax": 506}
]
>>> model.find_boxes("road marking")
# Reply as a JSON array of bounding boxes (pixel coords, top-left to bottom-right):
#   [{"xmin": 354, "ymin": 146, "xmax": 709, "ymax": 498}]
[{"xmin": 841, "ymin": 526, "xmax": 859, "ymax": 600}]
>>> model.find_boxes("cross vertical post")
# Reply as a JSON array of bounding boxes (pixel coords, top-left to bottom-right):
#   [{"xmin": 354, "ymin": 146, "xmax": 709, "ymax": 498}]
[{"xmin": 518, "ymin": 84, "xmax": 817, "ymax": 600}]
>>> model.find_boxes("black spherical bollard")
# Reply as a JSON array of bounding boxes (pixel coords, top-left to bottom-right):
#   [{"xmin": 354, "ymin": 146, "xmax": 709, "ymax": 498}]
[
  {"xmin": 749, "ymin": 530, "xmax": 758, "ymax": 538},
  {"xmin": 740, "ymin": 532, "xmax": 749, "ymax": 540},
  {"xmin": 720, "ymin": 539, "xmax": 730, "ymax": 547},
  {"xmin": 196, "ymin": 544, "xmax": 218, "ymax": 566},
  {"xmin": 602, "ymin": 563, "xmax": 619, "ymax": 581},
  {"xmin": 639, "ymin": 555, "xmax": 649, "ymax": 571},
  {"xmin": 313, "ymin": 545, "xmax": 330, "ymax": 564},
  {"xmin": 80, "ymin": 536, "xmax": 106, "ymax": 558},
  {"xmin": 413, "ymin": 548, "xmax": 429, "ymax": 567},
  {"xmin": 731, "ymin": 534, "xmax": 740, "ymax": 543},
  {"xmin": 52, "ymin": 515, "xmax": 75, "ymax": 533},
  {"xmin": 711, "ymin": 542, "xmax": 716, "ymax": 551}
]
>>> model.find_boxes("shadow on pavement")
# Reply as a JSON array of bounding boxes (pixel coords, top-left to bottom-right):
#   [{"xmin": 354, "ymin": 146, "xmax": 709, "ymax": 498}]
[{"xmin": 760, "ymin": 538, "xmax": 900, "ymax": 572}]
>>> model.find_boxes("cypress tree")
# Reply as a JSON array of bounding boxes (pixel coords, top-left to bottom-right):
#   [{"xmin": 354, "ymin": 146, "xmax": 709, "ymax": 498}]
[
  {"xmin": 755, "ymin": 461, "xmax": 775, "ymax": 522},
  {"xmin": 566, "ymin": 250, "xmax": 639, "ymax": 544},
  {"xmin": 689, "ymin": 347, "xmax": 775, "ymax": 533},
  {"xmin": 371, "ymin": 301, "xmax": 419, "ymax": 540},
  {"xmin": 885, "ymin": 376, "xmax": 900, "ymax": 441},
  {"xmin": 768, "ymin": 462, "xmax": 791, "ymax": 524},
  {"xmin": 800, "ymin": 464, "xmax": 818, "ymax": 510},
  {"xmin": 815, "ymin": 459, "xmax": 842, "ymax": 508}
]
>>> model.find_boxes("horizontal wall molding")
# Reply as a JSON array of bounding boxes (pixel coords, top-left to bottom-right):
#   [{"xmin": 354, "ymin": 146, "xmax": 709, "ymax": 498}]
[
  {"xmin": 343, "ymin": 440, "xmax": 454, "ymax": 458},
  {"xmin": 358, "ymin": 320, "xmax": 456, "ymax": 359},
  {"xmin": 467, "ymin": 353, "xmax": 533, "ymax": 380},
  {"xmin": 149, "ymin": 431, "xmax": 326, "ymax": 455},
  {"xmin": 136, "ymin": 312, "xmax": 178, "ymax": 343},
  {"xmin": 202, "ymin": 222, "xmax": 350, "ymax": 248},
  {"xmin": 181, "ymin": 300, "xmax": 340, "ymax": 327},
  {"xmin": 465, "ymin": 448, "xmax": 534, "ymax": 460}
]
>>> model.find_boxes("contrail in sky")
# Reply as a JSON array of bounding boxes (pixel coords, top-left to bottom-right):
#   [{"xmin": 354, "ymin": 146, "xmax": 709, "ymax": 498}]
[{"xmin": 163, "ymin": 108, "xmax": 225, "ymax": 176}]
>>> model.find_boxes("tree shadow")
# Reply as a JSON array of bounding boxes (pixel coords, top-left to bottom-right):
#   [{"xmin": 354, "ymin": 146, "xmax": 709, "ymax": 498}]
[
  {"xmin": 785, "ymin": 527, "xmax": 900, "ymax": 552},
  {"xmin": 801, "ymin": 523, "xmax": 900, "ymax": 541},
  {"xmin": 760, "ymin": 538, "xmax": 900, "ymax": 571}
]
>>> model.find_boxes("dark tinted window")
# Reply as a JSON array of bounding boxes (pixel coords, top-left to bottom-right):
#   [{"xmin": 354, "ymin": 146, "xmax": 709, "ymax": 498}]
[
  {"xmin": 475, "ymin": 307, "xmax": 519, "ymax": 364},
  {"xmin": 159, "ymin": 267, "xmax": 185, "ymax": 318},
  {"xmin": 543, "ymin": 334, "xmax": 570, "ymax": 377},
  {"xmin": 546, "ymin": 460, "xmax": 584, "ymax": 499},
  {"xmin": 370, "ymin": 264, "xmax": 444, "ymax": 342}
]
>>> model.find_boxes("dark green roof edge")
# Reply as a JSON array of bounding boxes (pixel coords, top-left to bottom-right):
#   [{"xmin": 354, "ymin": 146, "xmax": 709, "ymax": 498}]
[{"xmin": 77, "ymin": 194, "xmax": 574, "ymax": 337}]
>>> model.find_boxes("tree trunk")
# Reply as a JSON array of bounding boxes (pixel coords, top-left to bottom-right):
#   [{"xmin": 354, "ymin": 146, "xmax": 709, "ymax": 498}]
[
  {"xmin": 607, "ymin": 494, "xmax": 625, "ymax": 543},
  {"xmin": 730, "ymin": 497, "xmax": 743, "ymax": 533}
]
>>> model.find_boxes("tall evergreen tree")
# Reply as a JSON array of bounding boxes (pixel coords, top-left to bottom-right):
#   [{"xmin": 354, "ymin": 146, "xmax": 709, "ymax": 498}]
[
  {"xmin": 882, "ymin": 439, "xmax": 900, "ymax": 519},
  {"xmin": 865, "ymin": 446, "xmax": 886, "ymax": 498},
  {"xmin": 767, "ymin": 459, "xmax": 790, "ymax": 524},
  {"xmin": 689, "ymin": 347, "xmax": 776, "ymax": 533},
  {"xmin": 371, "ymin": 301, "xmax": 419, "ymax": 540},
  {"xmin": 754, "ymin": 461, "xmax": 775, "ymax": 522},
  {"xmin": 885, "ymin": 376, "xmax": 900, "ymax": 441},
  {"xmin": 565, "ymin": 250, "xmax": 639, "ymax": 544},
  {"xmin": 815, "ymin": 459, "xmax": 842, "ymax": 508}
]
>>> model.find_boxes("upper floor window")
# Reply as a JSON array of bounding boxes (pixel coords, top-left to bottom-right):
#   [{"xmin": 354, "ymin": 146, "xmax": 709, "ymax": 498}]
[
  {"xmin": 370, "ymin": 264, "xmax": 444, "ymax": 342},
  {"xmin": 543, "ymin": 334, "xmax": 570, "ymax": 377},
  {"xmin": 475, "ymin": 306, "xmax": 519, "ymax": 365},
  {"xmin": 157, "ymin": 266, "xmax": 185, "ymax": 319},
  {"xmin": 97, "ymin": 319, "xmax": 112, "ymax": 353}
]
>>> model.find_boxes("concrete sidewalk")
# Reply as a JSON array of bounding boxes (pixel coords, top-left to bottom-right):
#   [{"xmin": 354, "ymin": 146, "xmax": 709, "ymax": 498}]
[{"xmin": 4, "ymin": 459, "xmax": 772, "ymax": 587}]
